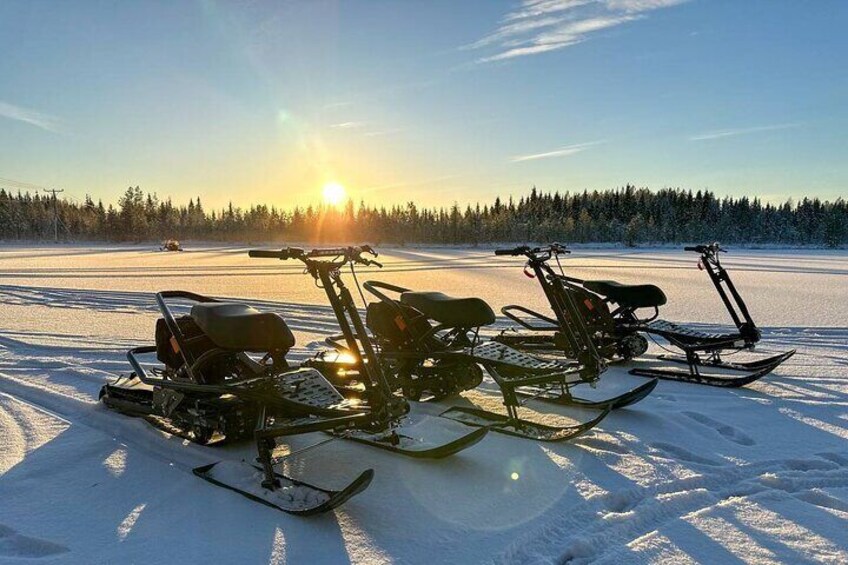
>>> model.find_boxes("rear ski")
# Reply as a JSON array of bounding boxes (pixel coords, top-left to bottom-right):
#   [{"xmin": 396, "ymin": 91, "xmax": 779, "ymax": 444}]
[
  {"xmin": 517, "ymin": 377, "xmax": 659, "ymax": 410},
  {"xmin": 194, "ymin": 461, "xmax": 373, "ymax": 516},
  {"xmin": 655, "ymin": 349, "xmax": 796, "ymax": 372},
  {"xmin": 440, "ymin": 404, "xmax": 611, "ymax": 442},
  {"xmin": 629, "ymin": 358, "xmax": 784, "ymax": 387},
  {"xmin": 335, "ymin": 417, "xmax": 488, "ymax": 458}
]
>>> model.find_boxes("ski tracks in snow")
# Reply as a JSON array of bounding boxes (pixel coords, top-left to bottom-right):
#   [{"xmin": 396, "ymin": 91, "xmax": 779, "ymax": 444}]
[
  {"xmin": 494, "ymin": 451, "xmax": 848, "ymax": 564},
  {"xmin": 0, "ymin": 247, "xmax": 847, "ymax": 563}
]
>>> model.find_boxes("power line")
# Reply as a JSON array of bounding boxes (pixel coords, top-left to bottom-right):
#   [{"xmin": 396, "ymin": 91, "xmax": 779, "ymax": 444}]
[
  {"xmin": 0, "ymin": 175, "xmax": 48, "ymax": 191},
  {"xmin": 43, "ymin": 188, "xmax": 65, "ymax": 243}
]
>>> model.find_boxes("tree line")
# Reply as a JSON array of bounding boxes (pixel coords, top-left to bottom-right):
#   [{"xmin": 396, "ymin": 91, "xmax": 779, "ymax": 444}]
[{"xmin": 0, "ymin": 184, "xmax": 845, "ymax": 247}]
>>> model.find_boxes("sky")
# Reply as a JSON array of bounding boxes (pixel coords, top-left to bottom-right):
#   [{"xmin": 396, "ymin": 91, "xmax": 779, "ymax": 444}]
[{"xmin": 0, "ymin": 0, "xmax": 846, "ymax": 210}]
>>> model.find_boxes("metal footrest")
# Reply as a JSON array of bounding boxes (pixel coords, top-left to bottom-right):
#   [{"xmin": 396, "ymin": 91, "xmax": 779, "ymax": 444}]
[{"xmin": 465, "ymin": 341, "xmax": 568, "ymax": 371}]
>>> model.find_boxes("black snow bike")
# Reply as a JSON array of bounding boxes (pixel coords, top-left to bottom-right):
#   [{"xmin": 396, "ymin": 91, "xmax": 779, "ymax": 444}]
[
  {"xmin": 496, "ymin": 243, "xmax": 795, "ymax": 387},
  {"xmin": 100, "ymin": 246, "xmax": 486, "ymax": 516},
  {"xmin": 489, "ymin": 244, "xmax": 658, "ymax": 405},
  {"xmin": 306, "ymin": 252, "xmax": 658, "ymax": 441}
]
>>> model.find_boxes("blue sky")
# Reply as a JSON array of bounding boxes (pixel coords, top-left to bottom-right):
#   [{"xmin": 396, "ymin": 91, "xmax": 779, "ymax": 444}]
[{"xmin": 0, "ymin": 0, "xmax": 845, "ymax": 209}]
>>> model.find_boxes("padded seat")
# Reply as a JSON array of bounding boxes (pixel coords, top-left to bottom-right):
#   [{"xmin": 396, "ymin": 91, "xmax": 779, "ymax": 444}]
[
  {"xmin": 400, "ymin": 291, "xmax": 495, "ymax": 328},
  {"xmin": 584, "ymin": 280, "xmax": 667, "ymax": 308},
  {"xmin": 190, "ymin": 303, "xmax": 295, "ymax": 352}
]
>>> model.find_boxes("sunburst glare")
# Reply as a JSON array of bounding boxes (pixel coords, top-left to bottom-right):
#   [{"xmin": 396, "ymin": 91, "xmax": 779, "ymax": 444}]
[{"xmin": 322, "ymin": 182, "xmax": 346, "ymax": 207}]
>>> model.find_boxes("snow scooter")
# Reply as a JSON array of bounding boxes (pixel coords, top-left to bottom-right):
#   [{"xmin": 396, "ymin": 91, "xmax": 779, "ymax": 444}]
[
  {"xmin": 307, "ymin": 258, "xmax": 652, "ymax": 441},
  {"xmin": 100, "ymin": 246, "xmax": 486, "ymax": 515},
  {"xmin": 488, "ymin": 244, "xmax": 658, "ymax": 406},
  {"xmin": 159, "ymin": 239, "xmax": 183, "ymax": 252},
  {"xmin": 497, "ymin": 243, "xmax": 795, "ymax": 387}
]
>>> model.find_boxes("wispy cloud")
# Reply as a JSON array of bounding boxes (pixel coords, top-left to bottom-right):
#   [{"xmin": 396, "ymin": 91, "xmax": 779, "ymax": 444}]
[
  {"xmin": 689, "ymin": 122, "xmax": 802, "ymax": 141},
  {"xmin": 470, "ymin": 0, "xmax": 688, "ymax": 63},
  {"xmin": 511, "ymin": 140, "xmax": 602, "ymax": 162},
  {"xmin": 329, "ymin": 121, "xmax": 366, "ymax": 129},
  {"xmin": 0, "ymin": 100, "xmax": 62, "ymax": 132}
]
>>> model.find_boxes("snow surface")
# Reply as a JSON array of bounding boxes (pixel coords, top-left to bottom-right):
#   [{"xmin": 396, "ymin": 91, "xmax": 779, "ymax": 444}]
[{"xmin": 0, "ymin": 244, "xmax": 846, "ymax": 564}]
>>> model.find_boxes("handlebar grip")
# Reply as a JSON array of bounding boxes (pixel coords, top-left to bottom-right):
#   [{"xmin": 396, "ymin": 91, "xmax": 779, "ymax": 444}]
[
  {"xmin": 248, "ymin": 249, "xmax": 288, "ymax": 259},
  {"xmin": 495, "ymin": 246, "xmax": 527, "ymax": 256}
]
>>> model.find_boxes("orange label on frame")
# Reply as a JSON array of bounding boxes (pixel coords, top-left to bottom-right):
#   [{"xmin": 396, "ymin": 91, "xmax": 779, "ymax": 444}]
[{"xmin": 394, "ymin": 315, "xmax": 407, "ymax": 331}]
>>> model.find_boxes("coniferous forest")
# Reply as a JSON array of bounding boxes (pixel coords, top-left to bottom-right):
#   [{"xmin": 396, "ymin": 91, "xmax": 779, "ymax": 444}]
[{"xmin": 0, "ymin": 185, "xmax": 845, "ymax": 247}]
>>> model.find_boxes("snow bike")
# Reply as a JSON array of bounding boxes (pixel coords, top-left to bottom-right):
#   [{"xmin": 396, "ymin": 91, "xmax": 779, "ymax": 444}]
[
  {"xmin": 307, "ymin": 260, "xmax": 649, "ymax": 441},
  {"xmin": 496, "ymin": 242, "xmax": 795, "ymax": 387},
  {"xmin": 488, "ymin": 244, "xmax": 658, "ymax": 406},
  {"xmin": 159, "ymin": 239, "xmax": 183, "ymax": 252},
  {"xmin": 100, "ymin": 246, "xmax": 486, "ymax": 515}
]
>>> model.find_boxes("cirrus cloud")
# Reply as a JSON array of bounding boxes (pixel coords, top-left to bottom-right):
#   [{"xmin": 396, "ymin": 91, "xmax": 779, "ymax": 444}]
[{"xmin": 470, "ymin": 0, "xmax": 689, "ymax": 63}]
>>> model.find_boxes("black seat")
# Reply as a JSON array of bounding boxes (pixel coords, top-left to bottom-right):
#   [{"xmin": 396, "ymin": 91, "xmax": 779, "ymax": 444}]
[
  {"xmin": 583, "ymin": 280, "xmax": 667, "ymax": 308},
  {"xmin": 400, "ymin": 291, "xmax": 495, "ymax": 328},
  {"xmin": 190, "ymin": 303, "xmax": 295, "ymax": 352}
]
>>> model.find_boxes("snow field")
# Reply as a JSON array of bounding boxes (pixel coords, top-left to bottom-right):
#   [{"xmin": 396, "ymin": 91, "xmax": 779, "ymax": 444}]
[{"xmin": 0, "ymin": 245, "xmax": 845, "ymax": 563}]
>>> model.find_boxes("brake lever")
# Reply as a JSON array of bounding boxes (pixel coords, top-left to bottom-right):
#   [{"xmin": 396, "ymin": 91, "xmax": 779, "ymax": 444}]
[{"xmin": 354, "ymin": 256, "xmax": 382, "ymax": 268}]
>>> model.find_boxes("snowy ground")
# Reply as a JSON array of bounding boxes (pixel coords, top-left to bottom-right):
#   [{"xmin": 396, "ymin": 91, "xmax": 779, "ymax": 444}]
[{"xmin": 0, "ymin": 244, "xmax": 846, "ymax": 564}]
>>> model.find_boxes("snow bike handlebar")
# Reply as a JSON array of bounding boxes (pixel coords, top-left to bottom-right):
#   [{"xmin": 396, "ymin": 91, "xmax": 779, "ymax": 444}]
[
  {"xmin": 248, "ymin": 246, "xmax": 382, "ymax": 267},
  {"xmin": 494, "ymin": 243, "xmax": 570, "ymax": 257},
  {"xmin": 684, "ymin": 242, "xmax": 726, "ymax": 255}
]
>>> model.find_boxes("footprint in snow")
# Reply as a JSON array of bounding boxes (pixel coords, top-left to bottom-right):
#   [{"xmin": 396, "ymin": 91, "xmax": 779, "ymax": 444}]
[
  {"xmin": 604, "ymin": 491, "xmax": 640, "ymax": 514},
  {"xmin": 816, "ymin": 451, "xmax": 848, "ymax": 466},
  {"xmin": 782, "ymin": 458, "xmax": 839, "ymax": 472},
  {"xmin": 0, "ymin": 524, "xmax": 69, "ymax": 559},
  {"xmin": 682, "ymin": 411, "xmax": 756, "ymax": 446},
  {"xmin": 650, "ymin": 442, "xmax": 722, "ymax": 466},
  {"xmin": 795, "ymin": 489, "xmax": 848, "ymax": 514}
]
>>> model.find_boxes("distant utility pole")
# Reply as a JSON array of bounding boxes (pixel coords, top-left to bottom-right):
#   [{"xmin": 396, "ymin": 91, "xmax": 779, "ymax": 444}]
[{"xmin": 43, "ymin": 188, "xmax": 64, "ymax": 242}]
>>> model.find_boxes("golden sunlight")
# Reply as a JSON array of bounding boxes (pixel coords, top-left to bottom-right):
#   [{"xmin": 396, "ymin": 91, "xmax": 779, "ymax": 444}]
[{"xmin": 322, "ymin": 182, "xmax": 347, "ymax": 207}]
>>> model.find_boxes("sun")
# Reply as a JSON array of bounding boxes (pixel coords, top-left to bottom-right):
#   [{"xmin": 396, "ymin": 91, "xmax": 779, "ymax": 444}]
[{"xmin": 322, "ymin": 182, "xmax": 347, "ymax": 207}]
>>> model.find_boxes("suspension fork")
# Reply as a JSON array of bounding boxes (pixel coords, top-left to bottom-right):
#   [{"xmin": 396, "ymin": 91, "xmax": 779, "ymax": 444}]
[
  {"xmin": 532, "ymin": 260, "xmax": 601, "ymax": 369},
  {"xmin": 700, "ymin": 254, "xmax": 758, "ymax": 338},
  {"xmin": 316, "ymin": 266, "xmax": 402, "ymax": 423}
]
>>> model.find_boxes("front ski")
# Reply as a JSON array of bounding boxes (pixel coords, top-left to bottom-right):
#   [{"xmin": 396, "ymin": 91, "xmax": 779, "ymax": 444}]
[
  {"xmin": 656, "ymin": 349, "xmax": 796, "ymax": 372},
  {"xmin": 332, "ymin": 416, "xmax": 488, "ymax": 458},
  {"xmin": 439, "ymin": 405, "xmax": 610, "ymax": 441},
  {"xmin": 517, "ymin": 378, "xmax": 658, "ymax": 410},
  {"xmin": 193, "ymin": 460, "xmax": 373, "ymax": 516},
  {"xmin": 628, "ymin": 361, "xmax": 777, "ymax": 387}
]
